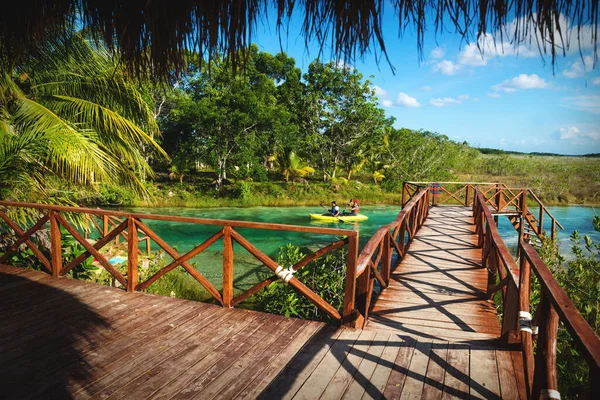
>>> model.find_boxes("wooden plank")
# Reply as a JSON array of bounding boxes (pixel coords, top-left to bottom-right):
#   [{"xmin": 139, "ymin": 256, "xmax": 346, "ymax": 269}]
[
  {"xmin": 510, "ymin": 350, "xmax": 528, "ymax": 400},
  {"xmin": 9, "ymin": 299, "xmax": 201, "ymax": 398},
  {"xmin": 257, "ymin": 326, "xmax": 344, "ymax": 400},
  {"xmin": 469, "ymin": 345, "xmax": 502, "ymax": 399},
  {"xmin": 382, "ymin": 336, "xmax": 416, "ymax": 399},
  {"xmin": 361, "ymin": 333, "xmax": 403, "ymax": 400},
  {"xmin": 235, "ymin": 321, "xmax": 324, "ymax": 399},
  {"xmin": 318, "ymin": 330, "xmax": 378, "ymax": 400},
  {"xmin": 106, "ymin": 312, "xmax": 281, "ymax": 400},
  {"xmin": 291, "ymin": 328, "xmax": 362, "ymax": 400},
  {"xmin": 398, "ymin": 340, "xmax": 432, "ymax": 399},
  {"xmin": 367, "ymin": 315, "xmax": 500, "ymax": 335},
  {"xmin": 341, "ymin": 331, "xmax": 390, "ymax": 400},
  {"xmin": 496, "ymin": 349, "xmax": 522, "ymax": 400},
  {"xmin": 421, "ymin": 341, "xmax": 449, "ymax": 400},
  {"xmin": 441, "ymin": 343, "xmax": 470, "ymax": 400},
  {"xmin": 71, "ymin": 307, "xmax": 254, "ymax": 398},
  {"xmin": 202, "ymin": 318, "xmax": 313, "ymax": 400}
]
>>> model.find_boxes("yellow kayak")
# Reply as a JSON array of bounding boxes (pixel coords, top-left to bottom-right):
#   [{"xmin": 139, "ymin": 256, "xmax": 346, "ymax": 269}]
[{"xmin": 309, "ymin": 213, "xmax": 368, "ymax": 222}]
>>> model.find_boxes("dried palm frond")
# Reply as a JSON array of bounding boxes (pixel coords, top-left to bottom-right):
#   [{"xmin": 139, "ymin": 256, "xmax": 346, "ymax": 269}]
[{"xmin": 0, "ymin": 1, "xmax": 597, "ymax": 79}]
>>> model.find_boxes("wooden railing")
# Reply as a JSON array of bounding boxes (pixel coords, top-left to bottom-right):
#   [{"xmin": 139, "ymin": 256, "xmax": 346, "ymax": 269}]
[
  {"xmin": 83, "ymin": 214, "xmax": 151, "ymax": 255},
  {"xmin": 473, "ymin": 188, "xmax": 600, "ymax": 399},
  {"xmin": 0, "ymin": 200, "xmax": 359, "ymax": 324},
  {"xmin": 403, "ymin": 181, "xmax": 563, "ymax": 240},
  {"xmin": 349, "ymin": 187, "xmax": 430, "ymax": 327}
]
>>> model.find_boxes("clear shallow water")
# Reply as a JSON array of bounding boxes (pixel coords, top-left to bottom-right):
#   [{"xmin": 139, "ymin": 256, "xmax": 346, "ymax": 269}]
[{"xmin": 123, "ymin": 205, "xmax": 599, "ymax": 292}]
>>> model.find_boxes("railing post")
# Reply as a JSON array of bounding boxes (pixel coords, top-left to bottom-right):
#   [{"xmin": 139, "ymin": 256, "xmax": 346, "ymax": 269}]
[
  {"xmin": 486, "ymin": 246, "xmax": 497, "ymax": 295},
  {"xmin": 103, "ymin": 215, "xmax": 109, "ymax": 237},
  {"xmin": 538, "ymin": 204, "xmax": 544, "ymax": 236},
  {"xmin": 551, "ymin": 219, "xmax": 556, "ymax": 240},
  {"xmin": 381, "ymin": 231, "xmax": 391, "ymax": 285},
  {"xmin": 343, "ymin": 233, "xmax": 360, "ymax": 326},
  {"xmin": 465, "ymin": 184, "xmax": 471, "ymax": 207},
  {"xmin": 531, "ymin": 296, "xmax": 559, "ymax": 400},
  {"xmin": 494, "ymin": 185, "xmax": 501, "ymax": 224},
  {"xmin": 519, "ymin": 250, "xmax": 534, "ymax": 397},
  {"xmin": 49, "ymin": 211, "xmax": 62, "ymax": 277},
  {"xmin": 127, "ymin": 217, "xmax": 138, "ymax": 292},
  {"xmin": 222, "ymin": 226, "xmax": 234, "ymax": 308},
  {"xmin": 520, "ymin": 191, "xmax": 528, "ymax": 245},
  {"xmin": 402, "ymin": 182, "xmax": 407, "ymax": 207}
]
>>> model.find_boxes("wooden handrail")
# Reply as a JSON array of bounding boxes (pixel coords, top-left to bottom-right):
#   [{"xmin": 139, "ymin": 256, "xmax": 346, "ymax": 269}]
[
  {"xmin": 349, "ymin": 187, "xmax": 430, "ymax": 328},
  {"xmin": 520, "ymin": 242, "xmax": 600, "ymax": 373},
  {"xmin": 474, "ymin": 189, "xmax": 520, "ymax": 288},
  {"xmin": 0, "ymin": 200, "xmax": 354, "ymax": 236},
  {"xmin": 403, "ymin": 182, "xmax": 564, "ymax": 242},
  {"xmin": 472, "ymin": 186, "xmax": 600, "ymax": 398},
  {"xmin": 0, "ymin": 200, "xmax": 357, "ymax": 324}
]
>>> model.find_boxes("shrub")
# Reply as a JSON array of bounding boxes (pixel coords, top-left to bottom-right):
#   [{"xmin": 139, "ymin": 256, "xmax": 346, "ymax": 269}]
[{"xmin": 254, "ymin": 243, "xmax": 347, "ymax": 322}]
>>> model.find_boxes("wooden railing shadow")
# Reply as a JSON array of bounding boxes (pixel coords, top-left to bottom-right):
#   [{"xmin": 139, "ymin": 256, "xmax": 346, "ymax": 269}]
[
  {"xmin": 0, "ymin": 270, "xmax": 111, "ymax": 399},
  {"xmin": 259, "ymin": 330, "xmax": 502, "ymax": 399}
]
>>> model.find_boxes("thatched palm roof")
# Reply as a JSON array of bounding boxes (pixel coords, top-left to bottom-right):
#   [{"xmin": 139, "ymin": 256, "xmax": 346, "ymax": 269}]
[{"xmin": 1, "ymin": 0, "xmax": 597, "ymax": 78}]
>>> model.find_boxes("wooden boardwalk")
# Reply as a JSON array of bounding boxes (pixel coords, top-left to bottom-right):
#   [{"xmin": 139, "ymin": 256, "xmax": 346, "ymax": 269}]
[
  {"xmin": 367, "ymin": 207, "xmax": 501, "ymax": 341},
  {"xmin": 0, "ymin": 207, "xmax": 526, "ymax": 399}
]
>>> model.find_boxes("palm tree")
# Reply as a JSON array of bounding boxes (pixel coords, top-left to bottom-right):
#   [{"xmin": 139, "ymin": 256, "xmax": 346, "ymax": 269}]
[
  {"xmin": 0, "ymin": 31, "xmax": 167, "ymax": 202},
  {"xmin": 278, "ymin": 151, "xmax": 315, "ymax": 182}
]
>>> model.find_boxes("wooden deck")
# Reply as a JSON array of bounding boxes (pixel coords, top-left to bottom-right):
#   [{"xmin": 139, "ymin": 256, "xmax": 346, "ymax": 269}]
[
  {"xmin": 0, "ymin": 206, "xmax": 526, "ymax": 399},
  {"xmin": 367, "ymin": 207, "xmax": 501, "ymax": 342}
]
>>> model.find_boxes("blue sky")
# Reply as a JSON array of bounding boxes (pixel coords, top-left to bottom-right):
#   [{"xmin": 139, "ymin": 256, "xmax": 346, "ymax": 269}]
[{"xmin": 252, "ymin": 7, "xmax": 600, "ymax": 155}]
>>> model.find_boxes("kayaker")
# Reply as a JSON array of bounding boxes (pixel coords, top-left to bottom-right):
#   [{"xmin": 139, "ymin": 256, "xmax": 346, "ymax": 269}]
[
  {"xmin": 346, "ymin": 199, "xmax": 360, "ymax": 215},
  {"xmin": 330, "ymin": 201, "xmax": 340, "ymax": 216}
]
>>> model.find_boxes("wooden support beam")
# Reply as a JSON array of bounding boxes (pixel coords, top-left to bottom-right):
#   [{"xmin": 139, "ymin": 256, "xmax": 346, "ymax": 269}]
[
  {"xmin": 127, "ymin": 217, "xmax": 138, "ymax": 292},
  {"xmin": 222, "ymin": 226, "xmax": 233, "ymax": 308},
  {"xmin": 50, "ymin": 211, "xmax": 62, "ymax": 278}
]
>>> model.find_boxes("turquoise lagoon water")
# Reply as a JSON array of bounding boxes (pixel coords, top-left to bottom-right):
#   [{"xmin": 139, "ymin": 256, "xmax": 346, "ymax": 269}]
[{"xmin": 123, "ymin": 205, "xmax": 599, "ymax": 293}]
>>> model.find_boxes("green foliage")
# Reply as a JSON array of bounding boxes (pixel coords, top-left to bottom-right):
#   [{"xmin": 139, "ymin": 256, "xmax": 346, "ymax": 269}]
[
  {"xmin": 233, "ymin": 181, "xmax": 252, "ymax": 200},
  {"xmin": 254, "ymin": 244, "xmax": 347, "ymax": 322},
  {"xmin": 536, "ymin": 223, "xmax": 600, "ymax": 398},
  {"xmin": 0, "ymin": 30, "xmax": 167, "ymax": 203}
]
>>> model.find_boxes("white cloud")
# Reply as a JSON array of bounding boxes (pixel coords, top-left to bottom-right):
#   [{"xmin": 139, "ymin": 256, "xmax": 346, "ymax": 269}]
[
  {"xmin": 382, "ymin": 99, "xmax": 393, "ymax": 108},
  {"xmin": 429, "ymin": 95, "xmax": 469, "ymax": 107},
  {"xmin": 562, "ymin": 95, "xmax": 600, "ymax": 114},
  {"xmin": 559, "ymin": 126, "xmax": 600, "ymax": 141},
  {"xmin": 430, "ymin": 98, "xmax": 459, "ymax": 107},
  {"xmin": 452, "ymin": 14, "xmax": 596, "ymax": 70},
  {"xmin": 373, "ymin": 85, "xmax": 387, "ymax": 96},
  {"xmin": 487, "ymin": 92, "xmax": 501, "ymax": 98},
  {"xmin": 593, "ymin": 77, "xmax": 600, "ymax": 85},
  {"xmin": 562, "ymin": 56, "xmax": 594, "ymax": 78},
  {"xmin": 493, "ymin": 74, "xmax": 548, "ymax": 92},
  {"xmin": 335, "ymin": 60, "xmax": 353, "ymax": 70},
  {"xmin": 421, "ymin": 85, "xmax": 432, "ymax": 91},
  {"xmin": 396, "ymin": 92, "xmax": 421, "ymax": 108},
  {"xmin": 430, "ymin": 47, "xmax": 445, "ymax": 59},
  {"xmin": 458, "ymin": 43, "xmax": 490, "ymax": 66},
  {"xmin": 433, "ymin": 60, "xmax": 461, "ymax": 75}
]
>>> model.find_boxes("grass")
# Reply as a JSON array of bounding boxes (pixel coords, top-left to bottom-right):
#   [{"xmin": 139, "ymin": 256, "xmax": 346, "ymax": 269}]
[{"xmin": 457, "ymin": 154, "xmax": 600, "ymax": 205}]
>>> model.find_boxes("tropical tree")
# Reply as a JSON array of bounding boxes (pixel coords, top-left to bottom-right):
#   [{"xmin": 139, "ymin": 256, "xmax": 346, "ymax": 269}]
[
  {"xmin": 0, "ymin": 31, "xmax": 166, "ymax": 202},
  {"xmin": 278, "ymin": 151, "xmax": 315, "ymax": 182},
  {"xmin": 301, "ymin": 61, "xmax": 391, "ymax": 180}
]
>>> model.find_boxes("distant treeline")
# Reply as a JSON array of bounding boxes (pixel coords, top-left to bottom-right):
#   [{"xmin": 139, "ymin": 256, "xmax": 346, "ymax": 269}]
[{"xmin": 477, "ymin": 148, "xmax": 600, "ymax": 158}]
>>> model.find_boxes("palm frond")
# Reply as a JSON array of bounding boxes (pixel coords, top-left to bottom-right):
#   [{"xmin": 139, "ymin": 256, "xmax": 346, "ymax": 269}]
[{"xmin": 12, "ymin": 98, "xmax": 116, "ymax": 185}]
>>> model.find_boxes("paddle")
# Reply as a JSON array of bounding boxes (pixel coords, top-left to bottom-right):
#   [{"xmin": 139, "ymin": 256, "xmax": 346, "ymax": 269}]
[{"xmin": 319, "ymin": 203, "xmax": 344, "ymax": 223}]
